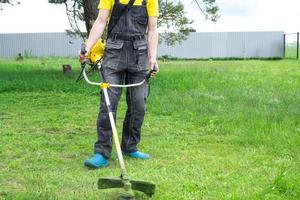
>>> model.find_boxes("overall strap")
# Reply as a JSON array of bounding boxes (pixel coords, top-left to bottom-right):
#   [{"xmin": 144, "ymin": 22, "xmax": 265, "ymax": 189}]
[
  {"xmin": 107, "ymin": 0, "xmax": 136, "ymax": 38},
  {"xmin": 127, "ymin": 0, "xmax": 136, "ymax": 9},
  {"xmin": 142, "ymin": 0, "xmax": 146, "ymax": 6}
]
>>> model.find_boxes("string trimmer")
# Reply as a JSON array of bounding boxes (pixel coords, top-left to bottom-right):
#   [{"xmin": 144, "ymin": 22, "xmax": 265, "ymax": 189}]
[{"xmin": 79, "ymin": 44, "xmax": 156, "ymax": 200}]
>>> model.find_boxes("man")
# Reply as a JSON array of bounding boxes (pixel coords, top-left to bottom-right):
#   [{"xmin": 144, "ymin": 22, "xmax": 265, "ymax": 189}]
[{"xmin": 79, "ymin": 0, "xmax": 159, "ymax": 169}]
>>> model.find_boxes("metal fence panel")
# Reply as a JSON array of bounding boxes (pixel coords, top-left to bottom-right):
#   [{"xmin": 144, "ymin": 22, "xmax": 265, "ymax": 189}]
[
  {"xmin": 158, "ymin": 32, "xmax": 284, "ymax": 59},
  {"xmin": 0, "ymin": 32, "xmax": 81, "ymax": 58},
  {"xmin": 0, "ymin": 32, "xmax": 284, "ymax": 59}
]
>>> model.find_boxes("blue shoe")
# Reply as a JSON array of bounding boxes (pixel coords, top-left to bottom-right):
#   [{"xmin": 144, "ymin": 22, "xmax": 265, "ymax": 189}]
[
  {"xmin": 125, "ymin": 151, "xmax": 150, "ymax": 160},
  {"xmin": 84, "ymin": 153, "xmax": 109, "ymax": 169}
]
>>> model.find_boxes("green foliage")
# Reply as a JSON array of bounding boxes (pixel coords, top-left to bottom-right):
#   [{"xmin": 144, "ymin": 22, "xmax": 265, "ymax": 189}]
[
  {"xmin": 159, "ymin": 0, "xmax": 218, "ymax": 45},
  {"xmin": 194, "ymin": 0, "xmax": 219, "ymax": 22},
  {"xmin": 1, "ymin": 58, "xmax": 300, "ymax": 199},
  {"xmin": 158, "ymin": 1, "xmax": 193, "ymax": 45}
]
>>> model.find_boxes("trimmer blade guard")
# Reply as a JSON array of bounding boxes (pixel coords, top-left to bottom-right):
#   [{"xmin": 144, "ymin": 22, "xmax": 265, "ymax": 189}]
[{"xmin": 98, "ymin": 177, "xmax": 156, "ymax": 197}]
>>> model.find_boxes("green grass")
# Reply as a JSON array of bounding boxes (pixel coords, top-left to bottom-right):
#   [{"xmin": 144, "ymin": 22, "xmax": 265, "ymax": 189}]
[{"xmin": 0, "ymin": 58, "xmax": 300, "ymax": 200}]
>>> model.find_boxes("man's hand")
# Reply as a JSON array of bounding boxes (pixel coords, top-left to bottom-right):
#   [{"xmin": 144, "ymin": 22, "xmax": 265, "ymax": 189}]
[
  {"xmin": 78, "ymin": 50, "xmax": 88, "ymax": 64},
  {"xmin": 149, "ymin": 57, "xmax": 159, "ymax": 77}
]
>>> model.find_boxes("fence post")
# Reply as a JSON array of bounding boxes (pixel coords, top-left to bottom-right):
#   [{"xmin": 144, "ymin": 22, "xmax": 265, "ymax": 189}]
[
  {"xmin": 283, "ymin": 34, "xmax": 286, "ymax": 58},
  {"xmin": 297, "ymin": 32, "xmax": 299, "ymax": 59}
]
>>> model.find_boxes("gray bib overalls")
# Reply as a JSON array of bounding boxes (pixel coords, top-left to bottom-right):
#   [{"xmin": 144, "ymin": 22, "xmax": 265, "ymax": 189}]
[{"xmin": 94, "ymin": 0, "xmax": 149, "ymax": 159}]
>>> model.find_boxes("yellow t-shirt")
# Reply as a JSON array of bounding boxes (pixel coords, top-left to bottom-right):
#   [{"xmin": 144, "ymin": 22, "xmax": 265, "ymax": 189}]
[{"xmin": 98, "ymin": 0, "xmax": 159, "ymax": 17}]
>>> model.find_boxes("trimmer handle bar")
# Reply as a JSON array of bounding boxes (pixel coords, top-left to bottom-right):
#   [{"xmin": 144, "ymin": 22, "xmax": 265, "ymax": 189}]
[{"xmin": 79, "ymin": 42, "xmax": 157, "ymax": 88}]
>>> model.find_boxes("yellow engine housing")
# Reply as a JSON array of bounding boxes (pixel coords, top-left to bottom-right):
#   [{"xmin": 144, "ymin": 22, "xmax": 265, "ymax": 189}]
[{"xmin": 88, "ymin": 39, "xmax": 106, "ymax": 64}]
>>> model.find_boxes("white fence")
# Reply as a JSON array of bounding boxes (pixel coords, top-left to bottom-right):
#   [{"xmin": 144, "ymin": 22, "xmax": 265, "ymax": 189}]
[{"xmin": 0, "ymin": 32, "xmax": 284, "ymax": 59}]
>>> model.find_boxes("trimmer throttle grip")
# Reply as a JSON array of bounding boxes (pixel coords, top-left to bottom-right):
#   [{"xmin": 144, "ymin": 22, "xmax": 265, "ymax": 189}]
[{"xmin": 146, "ymin": 69, "xmax": 157, "ymax": 80}]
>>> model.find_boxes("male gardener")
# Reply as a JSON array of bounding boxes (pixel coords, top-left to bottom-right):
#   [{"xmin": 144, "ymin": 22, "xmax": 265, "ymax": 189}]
[{"xmin": 79, "ymin": 0, "xmax": 159, "ymax": 168}]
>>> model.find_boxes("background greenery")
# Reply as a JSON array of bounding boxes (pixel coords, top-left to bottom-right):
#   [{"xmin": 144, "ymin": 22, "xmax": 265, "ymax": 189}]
[{"xmin": 0, "ymin": 58, "xmax": 300, "ymax": 199}]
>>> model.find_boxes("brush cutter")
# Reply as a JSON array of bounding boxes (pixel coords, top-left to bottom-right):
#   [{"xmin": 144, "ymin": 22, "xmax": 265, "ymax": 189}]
[{"xmin": 79, "ymin": 44, "xmax": 156, "ymax": 200}]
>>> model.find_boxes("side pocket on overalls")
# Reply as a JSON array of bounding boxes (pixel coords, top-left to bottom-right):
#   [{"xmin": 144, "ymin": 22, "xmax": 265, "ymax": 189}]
[
  {"xmin": 102, "ymin": 39, "xmax": 124, "ymax": 69},
  {"xmin": 133, "ymin": 40, "xmax": 148, "ymax": 71}
]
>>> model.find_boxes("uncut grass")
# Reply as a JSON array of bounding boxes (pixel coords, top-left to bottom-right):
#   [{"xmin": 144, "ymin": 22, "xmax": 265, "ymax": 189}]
[{"xmin": 0, "ymin": 58, "xmax": 300, "ymax": 199}]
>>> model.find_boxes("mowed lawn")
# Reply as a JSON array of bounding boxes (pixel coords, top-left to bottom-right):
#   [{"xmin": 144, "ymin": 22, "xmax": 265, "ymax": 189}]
[{"xmin": 0, "ymin": 58, "xmax": 300, "ymax": 200}]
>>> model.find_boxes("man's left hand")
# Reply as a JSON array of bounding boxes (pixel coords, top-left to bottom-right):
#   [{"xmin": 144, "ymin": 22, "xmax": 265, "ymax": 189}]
[{"xmin": 149, "ymin": 58, "xmax": 159, "ymax": 77}]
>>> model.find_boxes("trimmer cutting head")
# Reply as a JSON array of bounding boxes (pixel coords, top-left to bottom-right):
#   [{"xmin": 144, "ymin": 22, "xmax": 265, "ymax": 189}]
[{"xmin": 98, "ymin": 177, "xmax": 156, "ymax": 198}]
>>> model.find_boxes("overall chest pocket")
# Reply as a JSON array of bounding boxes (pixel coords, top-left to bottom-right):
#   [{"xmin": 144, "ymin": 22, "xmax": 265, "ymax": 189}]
[
  {"xmin": 133, "ymin": 16, "xmax": 148, "ymax": 33},
  {"xmin": 133, "ymin": 40, "xmax": 148, "ymax": 70},
  {"xmin": 103, "ymin": 39, "xmax": 124, "ymax": 69}
]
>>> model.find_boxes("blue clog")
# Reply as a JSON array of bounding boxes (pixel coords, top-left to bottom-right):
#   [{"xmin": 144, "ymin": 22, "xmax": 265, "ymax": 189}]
[
  {"xmin": 84, "ymin": 153, "xmax": 109, "ymax": 169},
  {"xmin": 125, "ymin": 151, "xmax": 150, "ymax": 160}
]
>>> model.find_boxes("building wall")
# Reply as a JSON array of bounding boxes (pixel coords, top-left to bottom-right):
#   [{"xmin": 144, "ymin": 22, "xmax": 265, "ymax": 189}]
[{"xmin": 0, "ymin": 32, "xmax": 284, "ymax": 59}]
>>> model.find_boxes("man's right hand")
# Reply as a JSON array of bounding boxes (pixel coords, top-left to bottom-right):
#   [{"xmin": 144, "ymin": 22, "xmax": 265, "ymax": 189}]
[{"xmin": 78, "ymin": 50, "xmax": 88, "ymax": 64}]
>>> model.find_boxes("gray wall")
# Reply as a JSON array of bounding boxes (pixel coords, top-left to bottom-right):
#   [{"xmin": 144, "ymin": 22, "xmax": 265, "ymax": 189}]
[
  {"xmin": 158, "ymin": 32, "xmax": 284, "ymax": 59},
  {"xmin": 0, "ymin": 32, "xmax": 284, "ymax": 59},
  {"xmin": 0, "ymin": 32, "xmax": 81, "ymax": 58}
]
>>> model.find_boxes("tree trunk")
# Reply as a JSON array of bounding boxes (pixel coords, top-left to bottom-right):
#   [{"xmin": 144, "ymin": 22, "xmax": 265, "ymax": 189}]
[{"xmin": 82, "ymin": 0, "xmax": 99, "ymax": 35}]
